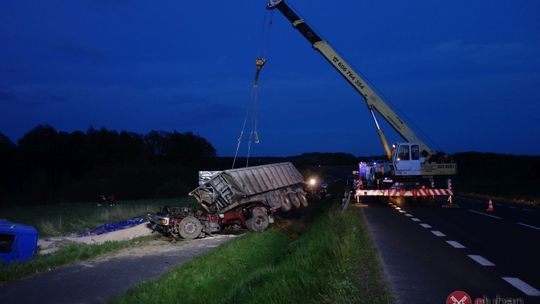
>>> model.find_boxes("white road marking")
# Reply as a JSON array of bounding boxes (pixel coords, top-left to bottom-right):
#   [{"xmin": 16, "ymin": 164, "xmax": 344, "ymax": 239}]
[
  {"xmin": 502, "ymin": 277, "xmax": 540, "ymax": 296},
  {"xmin": 395, "ymin": 207, "xmax": 401, "ymax": 210},
  {"xmin": 446, "ymin": 241, "xmax": 466, "ymax": 249},
  {"xmin": 468, "ymin": 255, "xmax": 495, "ymax": 266},
  {"xmin": 509, "ymin": 206, "xmax": 517, "ymax": 209},
  {"xmin": 405, "ymin": 214, "xmax": 413, "ymax": 217},
  {"xmin": 523, "ymin": 208, "xmax": 533, "ymax": 212},
  {"xmin": 420, "ymin": 223, "xmax": 432, "ymax": 228},
  {"xmin": 398, "ymin": 210, "xmax": 406, "ymax": 213},
  {"xmin": 468, "ymin": 209, "xmax": 502, "ymax": 219},
  {"xmin": 411, "ymin": 218, "xmax": 421, "ymax": 222},
  {"xmin": 431, "ymin": 231, "xmax": 446, "ymax": 237},
  {"xmin": 517, "ymin": 222, "xmax": 540, "ymax": 232}
]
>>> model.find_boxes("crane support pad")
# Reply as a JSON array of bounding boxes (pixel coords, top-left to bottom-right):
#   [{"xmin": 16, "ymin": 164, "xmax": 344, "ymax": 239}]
[{"xmin": 355, "ymin": 188, "xmax": 453, "ymax": 197}]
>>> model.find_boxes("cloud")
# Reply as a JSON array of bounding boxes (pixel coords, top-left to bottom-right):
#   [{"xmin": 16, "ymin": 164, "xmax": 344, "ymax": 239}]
[
  {"xmin": 86, "ymin": 0, "xmax": 143, "ymax": 10},
  {"xmin": 431, "ymin": 40, "xmax": 539, "ymax": 64},
  {"xmin": 0, "ymin": 89, "xmax": 17, "ymax": 102},
  {"xmin": 422, "ymin": 40, "xmax": 540, "ymax": 68},
  {"xmin": 0, "ymin": 88, "xmax": 68, "ymax": 107},
  {"xmin": 166, "ymin": 102, "xmax": 241, "ymax": 127},
  {"xmin": 56, "ymin": 40, "xmax": 105, "ymax": 61}
]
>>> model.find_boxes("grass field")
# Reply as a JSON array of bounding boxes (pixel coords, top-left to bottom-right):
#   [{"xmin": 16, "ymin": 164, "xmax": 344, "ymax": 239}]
[
  {"xmin": 1, "ymin": 197, "xmax": 196, "ymax": 237},
  {"xmin": 111, "ymin": 201, "xmax": 395, "ymax": 304}
]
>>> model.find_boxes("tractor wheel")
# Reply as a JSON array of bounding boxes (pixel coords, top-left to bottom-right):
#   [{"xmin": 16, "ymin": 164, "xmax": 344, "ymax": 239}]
[
  {"xmin": 177, "ymin": 216, "xmax": 202, "ymax": 240},
  {"xmin": 246, "ymin": 212, "xmax": 269, "ymax": 232}
]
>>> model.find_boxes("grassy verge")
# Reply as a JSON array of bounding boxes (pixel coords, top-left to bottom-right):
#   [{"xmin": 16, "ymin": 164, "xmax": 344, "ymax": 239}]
[
  {"xmin": 1, "ymin": 197, "xmax": 195, "ymax": 237},
  {"xmin": 0, "ymin": 235, "xmax": 157, "ymax": 282},
  {"xmin": 111, "ymin": 202, "xmax": 395, "ymax": 304}
]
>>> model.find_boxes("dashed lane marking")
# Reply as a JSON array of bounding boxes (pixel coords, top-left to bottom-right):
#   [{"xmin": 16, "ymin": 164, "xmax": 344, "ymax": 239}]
[
  {"xmin": 502, "ymin": 277, "xmax": 540, "ymax": 296},
  {"xmin": 420, "ymin": 223, "xmax": 432, "ymax": 228},
  {"xmin": 431, "ymin": 231, "xmax": 446, "ymax": 237},
  {"xmin": 446, "ymin": 241, "xmax": 466, "ymax": 249},
  {"xmin": 468, "ymin": 209, "xmax": 502, "ymax": 219},
  {"xmin": 468, "ymin": 255, "xmax": 495, "ymax": 266},
  {"xmin": 398, "ymin": 210, "xmax": 406, "ymax": 213},
  {"xmin": 517, "ymin": 222, "xmax": 540, "ymax": 232},
  {"xmin": 405, "ymin": 214, "xmax": 413, "ymax": 217},
  {"xmin": 411, "ymin": 218, "xmax": 421, "ymax": 222}
]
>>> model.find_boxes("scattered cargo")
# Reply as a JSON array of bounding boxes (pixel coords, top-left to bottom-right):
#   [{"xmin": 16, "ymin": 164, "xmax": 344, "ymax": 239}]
[{"xmin": 148, "ymin": 162, "xmax": 308, "ymax": 239}]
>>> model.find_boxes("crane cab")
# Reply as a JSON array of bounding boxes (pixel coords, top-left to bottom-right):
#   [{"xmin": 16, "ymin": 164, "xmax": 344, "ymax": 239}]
[{"xmin": 391, "ymin": 143, "xmax": 423, "ymax": 176}]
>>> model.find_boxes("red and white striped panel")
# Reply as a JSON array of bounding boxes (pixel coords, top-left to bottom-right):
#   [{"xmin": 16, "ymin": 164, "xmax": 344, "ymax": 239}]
[{"xmin": 355, "ymin": 189, "xmax": 453, "ymax": 197}]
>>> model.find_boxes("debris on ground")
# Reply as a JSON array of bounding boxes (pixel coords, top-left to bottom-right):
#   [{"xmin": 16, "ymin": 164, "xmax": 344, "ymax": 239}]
[{"xmin": 37, "ymin": 222, "xmax": 153, "ymax": 255}]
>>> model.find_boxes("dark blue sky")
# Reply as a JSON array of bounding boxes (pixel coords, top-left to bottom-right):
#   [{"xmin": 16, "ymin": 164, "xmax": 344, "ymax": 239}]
[{"xmin": 1, "ymin": 0, "xmax": 539, "ymax": 156}]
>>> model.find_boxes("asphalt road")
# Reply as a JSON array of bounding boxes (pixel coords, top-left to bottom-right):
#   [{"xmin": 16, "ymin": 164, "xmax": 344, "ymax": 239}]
[
  {"xmin": 0, "ymin": 234, "xmax": 238, "ymax": 304},
  {"xmin": 361, "ymin": 196, "xmax": 540, "ymax": 304}
]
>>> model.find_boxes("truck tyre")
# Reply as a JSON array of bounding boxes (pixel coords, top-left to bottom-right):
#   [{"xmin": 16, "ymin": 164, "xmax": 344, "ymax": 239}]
[
  {"xmin": 281, "ymin": 195, "xmax": 292, "ymax": 211},
  {"xmin": 298, "ymin": 193, "xmax": 308, "ymax": 208},
  {"xmin": 246, "ymin": 212, "xmax": 269, "ymax": 232},
  {"xmin": 178, "ymin": 216, "xmax": 202, "ymax": 239},
  {"xmin": 288, "ymin": 193, "xmax": 301, "ymax": 208}
]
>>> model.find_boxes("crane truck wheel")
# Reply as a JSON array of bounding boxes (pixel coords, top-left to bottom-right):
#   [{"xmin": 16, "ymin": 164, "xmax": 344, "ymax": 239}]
[
  {"xmin": 246, "ymin": 212, "xmax": 269, "ymax": 232},
  {"xmin": 177, "ymin": 216, "xmax": 202, "ymax": 239}
]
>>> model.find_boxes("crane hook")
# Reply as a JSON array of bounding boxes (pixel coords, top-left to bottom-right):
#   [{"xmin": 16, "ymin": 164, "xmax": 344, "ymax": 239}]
[{"xmin": 255, "ymin": 57, "xmax": 266, "ymax": 71}]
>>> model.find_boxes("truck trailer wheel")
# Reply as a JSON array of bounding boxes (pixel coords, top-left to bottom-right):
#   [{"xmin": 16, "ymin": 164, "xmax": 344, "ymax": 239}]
[
  {"xmin": 177, "ymin": 216, "xmax": 202, "ymax": 239},
  {"xmin": 298, "ymin": 193, "xmax": 308, "ymax": 208},
  {"xmin": 288, "ymin": 193, "xmax": 301, "ymax": 208},
  {"xmin": 246, "ymin": 213, "xmax": 269, "ymax": 232},
  {"xmin": 280, "ymin": 195, "xmax": 292, "ymax": 211}
]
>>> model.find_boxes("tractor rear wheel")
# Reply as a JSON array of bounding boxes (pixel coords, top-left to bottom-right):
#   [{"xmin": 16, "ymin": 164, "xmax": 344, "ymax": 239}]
[
  {"xmin": 246, "ymin": 212, "xmax": 269, "ymax": 232},
  {"xmin": 178, "ymin": 216, "xmax": 202, "ymax": 239}
]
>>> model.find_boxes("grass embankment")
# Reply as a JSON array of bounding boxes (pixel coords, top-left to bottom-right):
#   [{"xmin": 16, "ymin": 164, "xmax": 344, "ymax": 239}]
[
  {"xmin": 0, "ymin": 235, "xmax": 157, "ymax": 282},
  {"xmin": 1, "ymin": 197, "xmax": 194, "ymax": 237},
  {"xmin": 112, "ymin": 202, "xmax": 394, "ymax": 304}
]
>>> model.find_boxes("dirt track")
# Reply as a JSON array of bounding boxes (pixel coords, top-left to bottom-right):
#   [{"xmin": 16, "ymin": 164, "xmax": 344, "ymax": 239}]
[{"xmin": 0, "ymin": 234, "xmax": 239, "ymax": 304}]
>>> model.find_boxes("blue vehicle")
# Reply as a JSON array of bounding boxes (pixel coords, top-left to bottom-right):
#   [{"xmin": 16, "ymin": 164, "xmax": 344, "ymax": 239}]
[{"xmin": 0, "ymin": 221, "xmax": 38, "ymax": 267}]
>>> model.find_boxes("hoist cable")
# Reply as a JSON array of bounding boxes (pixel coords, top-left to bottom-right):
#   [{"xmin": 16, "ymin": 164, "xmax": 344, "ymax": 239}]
[{"xmin": 231, "ymin": 9, "xmax": 271, "ymax": 169}]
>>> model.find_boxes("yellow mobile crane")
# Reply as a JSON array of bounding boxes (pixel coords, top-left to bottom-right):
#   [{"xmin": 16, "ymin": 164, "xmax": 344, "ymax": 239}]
[{"xmin": 267, "ymin": 0, "xmax": 456, "ymax": 199}]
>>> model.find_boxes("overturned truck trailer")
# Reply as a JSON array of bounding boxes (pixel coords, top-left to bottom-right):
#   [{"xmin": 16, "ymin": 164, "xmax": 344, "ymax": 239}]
[
  {"xmin": 149, "ymin": 162, "xmax": 308, "ymax": 239},
  {"xmin": 190, "ymin": 162, "xmax": 308, "ymax": 214},
  {"xmin": 190, "ymin": 162, "xmax": 307, "ymax": 233}
]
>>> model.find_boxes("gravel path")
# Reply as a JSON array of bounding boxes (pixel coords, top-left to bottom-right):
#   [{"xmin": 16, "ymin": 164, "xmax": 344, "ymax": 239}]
[{"xmin": 0, "ymin": 234, "xmax": 239, "ymax": 304}]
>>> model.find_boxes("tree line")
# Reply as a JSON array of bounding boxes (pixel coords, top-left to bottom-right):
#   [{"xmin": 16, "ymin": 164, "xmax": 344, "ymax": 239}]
[{"xmin": 0, "ymin": 125, "xmax": 216, "ymax": 205}]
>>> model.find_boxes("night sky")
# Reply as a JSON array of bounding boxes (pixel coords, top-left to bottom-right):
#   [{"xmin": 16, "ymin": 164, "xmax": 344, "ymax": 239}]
[{"xmin": 1, "ymin": 0, "xmax": 539, "ymax": 156}]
